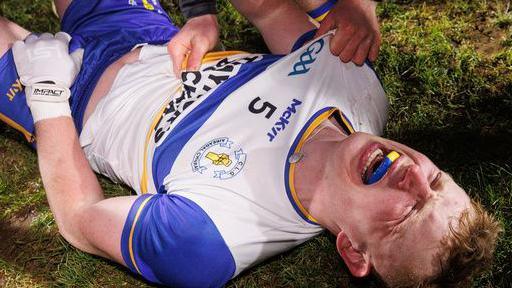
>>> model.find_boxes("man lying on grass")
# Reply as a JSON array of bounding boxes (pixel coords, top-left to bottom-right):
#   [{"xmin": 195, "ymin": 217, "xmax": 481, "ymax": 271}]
[{"xmin": 0, "ymin": 0, "xmax": 501, "ymax": 287}]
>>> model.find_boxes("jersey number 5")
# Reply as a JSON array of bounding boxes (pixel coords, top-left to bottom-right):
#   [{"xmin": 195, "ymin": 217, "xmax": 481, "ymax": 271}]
[{"xmin": 249, "ymin": 97, "xmax": 276, "ymax": 119}]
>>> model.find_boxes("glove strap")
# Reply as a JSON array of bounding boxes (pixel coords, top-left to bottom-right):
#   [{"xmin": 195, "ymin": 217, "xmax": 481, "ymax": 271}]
[
  {"xmin": 27, "ymin": 83, "xmax": 71, "ymax": 103},
  {"xmin": 26, "ymin": 83, "xmax": 72, "ymax": 123}
]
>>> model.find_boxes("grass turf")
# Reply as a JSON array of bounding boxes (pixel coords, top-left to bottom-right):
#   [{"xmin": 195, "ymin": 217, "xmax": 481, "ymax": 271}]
[{"xmin": 0, "ymin": 0, "xmax": 511, "ymax": 287}]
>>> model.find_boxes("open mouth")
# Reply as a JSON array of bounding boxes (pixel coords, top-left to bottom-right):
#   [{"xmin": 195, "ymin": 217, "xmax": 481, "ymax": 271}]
[{"xmin": 362, "ymin": 147, "xmax": 400, "ymax": 185}]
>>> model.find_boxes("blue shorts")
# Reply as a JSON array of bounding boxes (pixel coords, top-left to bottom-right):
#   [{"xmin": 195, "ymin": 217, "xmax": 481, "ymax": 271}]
[{"xmin": 0, "ymin": 0, "xmax": 179, "ymax": 142}]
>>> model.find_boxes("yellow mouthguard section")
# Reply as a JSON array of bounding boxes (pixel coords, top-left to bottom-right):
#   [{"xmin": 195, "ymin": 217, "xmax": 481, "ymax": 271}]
[{"xmin": 386, "ymin": 151, "xmax": 400, "ymax": 162}]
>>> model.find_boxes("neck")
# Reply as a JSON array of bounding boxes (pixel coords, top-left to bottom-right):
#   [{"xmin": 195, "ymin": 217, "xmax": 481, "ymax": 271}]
[{"xmin": 294, "ymin": 119, "xmax": 347, "ymax": 232}]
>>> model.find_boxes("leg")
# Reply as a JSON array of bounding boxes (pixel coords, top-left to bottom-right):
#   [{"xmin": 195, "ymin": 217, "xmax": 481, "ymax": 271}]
[{"xmin": 0, "ymin": 17, "xmax": 30, "ymax": 58}]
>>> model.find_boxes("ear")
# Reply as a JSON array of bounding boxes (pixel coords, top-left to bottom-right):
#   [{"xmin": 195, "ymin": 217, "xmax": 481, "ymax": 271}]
[{"xmin": 336, "ymin": 230, "xmax": 371, "ymax": 277}]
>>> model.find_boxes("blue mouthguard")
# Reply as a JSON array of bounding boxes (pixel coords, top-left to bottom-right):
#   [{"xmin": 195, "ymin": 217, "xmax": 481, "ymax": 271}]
[{"xmin": 366, "ymin": 151, "xmax": 400, "ymax": 184}]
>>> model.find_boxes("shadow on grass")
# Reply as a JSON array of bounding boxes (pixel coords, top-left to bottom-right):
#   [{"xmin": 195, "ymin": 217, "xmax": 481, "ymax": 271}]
[
  {"xmin": 394, "ymin": 128, "xmax": 512, "ymax": 169},
  {"xmin": 0, "ymin": 216, "xmax": 64, "ymax": 285},
  {"xmin": 228, "ymin": 233, "xmax": 384, "ymax": 288},
  {"xmin": 0, "ymin": 215, "xmax": 161, "ymax": 287}
]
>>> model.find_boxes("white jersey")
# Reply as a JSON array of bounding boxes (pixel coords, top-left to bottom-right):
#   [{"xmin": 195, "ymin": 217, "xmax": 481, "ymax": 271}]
[{"xmin": 80, "ymin": 34, "xmax": 388, "ymax": 276}]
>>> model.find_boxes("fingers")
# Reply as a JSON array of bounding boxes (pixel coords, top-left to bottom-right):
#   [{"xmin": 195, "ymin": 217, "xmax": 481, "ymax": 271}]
[
  {"xmin": 331, "ymin": 27, "xmax": 380, "ymax": 65},
  {"xmin": 368, "ymin": 34, "xmax": 381, "ymax": 63},
  {"xmin": 12, "ymin": 40, "xmax": 25, "ymax": 52},
  {"xmin": 349, "ymin": 35, "xmax": 373, "ymax": 66},
  {"xmin": 330, "ymin": 26, "xmax": 355, "ymax": 57},
  {"xmin": 167, "ymin": 14, "xmax": 219, "ymax": 76},
  {"xmin": 55, "ymin": 32, "xmax": 72, "ymax": 43},
  {"xmin": 316, "ymin": 0, "xmax": 381, "ymax": 65},
  {"xmin": 39, "ymin": 33, "xmax": 54, "ymax": 40},
  {"xmin": 23, "ymin": 32, "xmax": 72, "ymax": 45},
  {"xmin": 186, "ymin": 36, "xmax": 209, "ymax": 71},
  {"xmin": 315, "ymin": 16, "xmax": 335, "ymax": 38},
  {"xmin": 167, "ymin": 39, "xmax": 188, "ymax": 76},
  {"xmin": 24, "ymin": 34, "xmax": 39, "ymax": 44},
  {"xmin": 12, "ymin": 40, "xmax": 27, "ymax": 77}
]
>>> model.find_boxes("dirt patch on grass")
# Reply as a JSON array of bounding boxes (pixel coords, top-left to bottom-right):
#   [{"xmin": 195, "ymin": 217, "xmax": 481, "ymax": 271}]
[
  {"xmin": 470, "ymin": 12, "xmax": 509, "ymax": 56},
  {"xmin": 0, "ymin": 210, "xmax": 62, "ymax": 284},
  {"xmin": 0, "ymin": 209, "xmax": 38, "ymax": 259}
]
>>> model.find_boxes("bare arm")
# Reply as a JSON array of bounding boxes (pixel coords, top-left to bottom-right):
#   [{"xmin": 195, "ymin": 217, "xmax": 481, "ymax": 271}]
[
  {"xmin": 35, "ymin": 117, "xmax": 137, "ymax": 264},
  {"xmin": 13, "ymin": 33, "xmax": 137, "ymax": 266},
  {"xmin": 229, "ymin": 0, "xmax": 316, "ymax": 54},
  {"xmin": 36, "ymin": 118, "xmax": 104, "ymax": 254}
]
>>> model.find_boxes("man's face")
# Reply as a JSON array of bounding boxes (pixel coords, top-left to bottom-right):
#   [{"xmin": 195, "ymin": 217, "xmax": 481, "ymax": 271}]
[{"xmin": 331, "ymin": 132, "xmax": 471, "ymax": 279}]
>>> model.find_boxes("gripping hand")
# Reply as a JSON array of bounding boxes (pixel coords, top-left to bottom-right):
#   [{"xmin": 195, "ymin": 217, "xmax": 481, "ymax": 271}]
[
  {"xmin": 315, "ymin": 0, "xmax": 380, "ymax": 65},
  {"xmin": 12, "ymin": 32, "xmax": 83, "ymax": 123},
  {"xmin": 167, "ymin": 14, "xmax": 219, "ymax": 76}
]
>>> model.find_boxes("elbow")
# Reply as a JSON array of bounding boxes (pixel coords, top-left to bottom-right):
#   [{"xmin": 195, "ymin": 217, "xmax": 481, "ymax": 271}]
[{"xmin": 54, "ymin": 209, "xmax": 96, "ymax": 255}]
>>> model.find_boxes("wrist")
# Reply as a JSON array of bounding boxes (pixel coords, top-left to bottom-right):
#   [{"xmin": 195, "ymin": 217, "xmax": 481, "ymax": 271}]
[
  {"xmin": 187, "ymin": 14, "xmax": 218, "ymax": 26},
  {"xmin": 30, "ymin": 102, "xmax": 72, "ymax": 123}
]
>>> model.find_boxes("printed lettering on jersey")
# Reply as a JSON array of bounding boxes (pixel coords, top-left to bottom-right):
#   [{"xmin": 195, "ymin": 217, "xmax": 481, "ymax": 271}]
[
  {"xmin": 267, "ymin": 99, "xmax": 302, "ymax": 142},
  {"xmin": 128, "ymin": 0, "xmax": 164, "ymax": 14},
  {"xmin": 191, "ymin": 137, "xmax": 247, "ymax": 180},
  {"xmin": 5, "ymin": 79, "xmax": 23, "ymax": 102},
  {"xmin": 288, "ymin": 38, "xmax": 324, "ymax": 76},
  {"xmin": 142, "ymin": 0, "xmax": 155, "ymax": 10},
  {"xmin": 154, "ymin": 54, "xmax": 264, "ymax": 146}
]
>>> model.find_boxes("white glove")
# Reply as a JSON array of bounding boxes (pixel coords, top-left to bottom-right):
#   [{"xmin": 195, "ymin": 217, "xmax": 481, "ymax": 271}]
[{"xmin": 12, "ymin": 32, "xmax": 83, "ymax": 123}]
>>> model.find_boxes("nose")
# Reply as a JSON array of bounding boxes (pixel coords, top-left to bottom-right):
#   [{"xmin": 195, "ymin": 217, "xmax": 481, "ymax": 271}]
[{"xmin": 397, "ymin": 164, "xmax": 432, "ymax": 200}]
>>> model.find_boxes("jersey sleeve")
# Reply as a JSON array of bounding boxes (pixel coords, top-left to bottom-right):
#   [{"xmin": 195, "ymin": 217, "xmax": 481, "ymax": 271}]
[
  {"xmin": 307, "ymin": 0, "xmax": 337, "ymax": 23},
  {"xmin": 120, "ymin": 193, "xmax": 235, "ymax": 287}
]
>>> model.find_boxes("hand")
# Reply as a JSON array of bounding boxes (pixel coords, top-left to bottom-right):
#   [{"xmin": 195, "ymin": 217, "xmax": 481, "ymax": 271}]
[
  {"xmin": 12, "ymin": 32, "xmax": 83, "ymax": 122},
  {"xmin": 167, "ymin": 14, "xmax": 219, "ymax": 76},
  {"xmin": 315, "ymin": 0, "xmax": 380, "ymax": 65}
]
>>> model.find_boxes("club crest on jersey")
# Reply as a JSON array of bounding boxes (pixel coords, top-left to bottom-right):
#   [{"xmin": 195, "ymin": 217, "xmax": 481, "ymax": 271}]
[
  {"xmin": 191, "ymin": 137, "xmax": 247, "ymax": 180},
  {"xmin": 288, "ymin": 38, "xmax": 324, "ymax": 76}
]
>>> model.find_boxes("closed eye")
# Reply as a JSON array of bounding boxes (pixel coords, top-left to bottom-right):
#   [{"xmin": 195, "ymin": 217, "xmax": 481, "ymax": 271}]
[
  {"xmin": 430, "ymin": 171, "xmax": 442, "ymax": 189},
  {"xmin": 392, "ymin": 204, "xmax": 417, "ymax": 235},
  {"xmin": 400, "ymin": 203, "xmax": 417, "ymax": 224}
]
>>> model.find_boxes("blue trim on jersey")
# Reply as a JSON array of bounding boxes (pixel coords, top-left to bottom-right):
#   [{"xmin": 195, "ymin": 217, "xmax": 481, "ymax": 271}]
[
  {"xmin": 121, "ymin": 194, "xmax": 153, "ymax": 277},
  {"xmin": 284, "ymin": 107, "xmax": 332, "ymax": 225},
  {"xmin": 364, "ymin": 59, "xmax": 384, "ymax": 87},
  {"xmin": 121, "ymin": 193, "xmax": 235, "ymax": 287},
  {"xmin": 60, "ymin": 0, "xmax": 179, "ymax": 133},
  {"xmin": 308, "ymin": 0, "xmax": 337, "ymax": 19},
  {"xmin": 290, "ymin": 29, "xmax": 318, "ymax": 53},
  {"xmin": 340, "ymin": 111, "xmax": 355, "ymax": 134},
  {"xmin": 152, "ymin": 55, "xmax": 281, "ymax": 189},
  {"xmin": 284, "ymin": 107, "xmax": 356, "ymax": 224}
]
